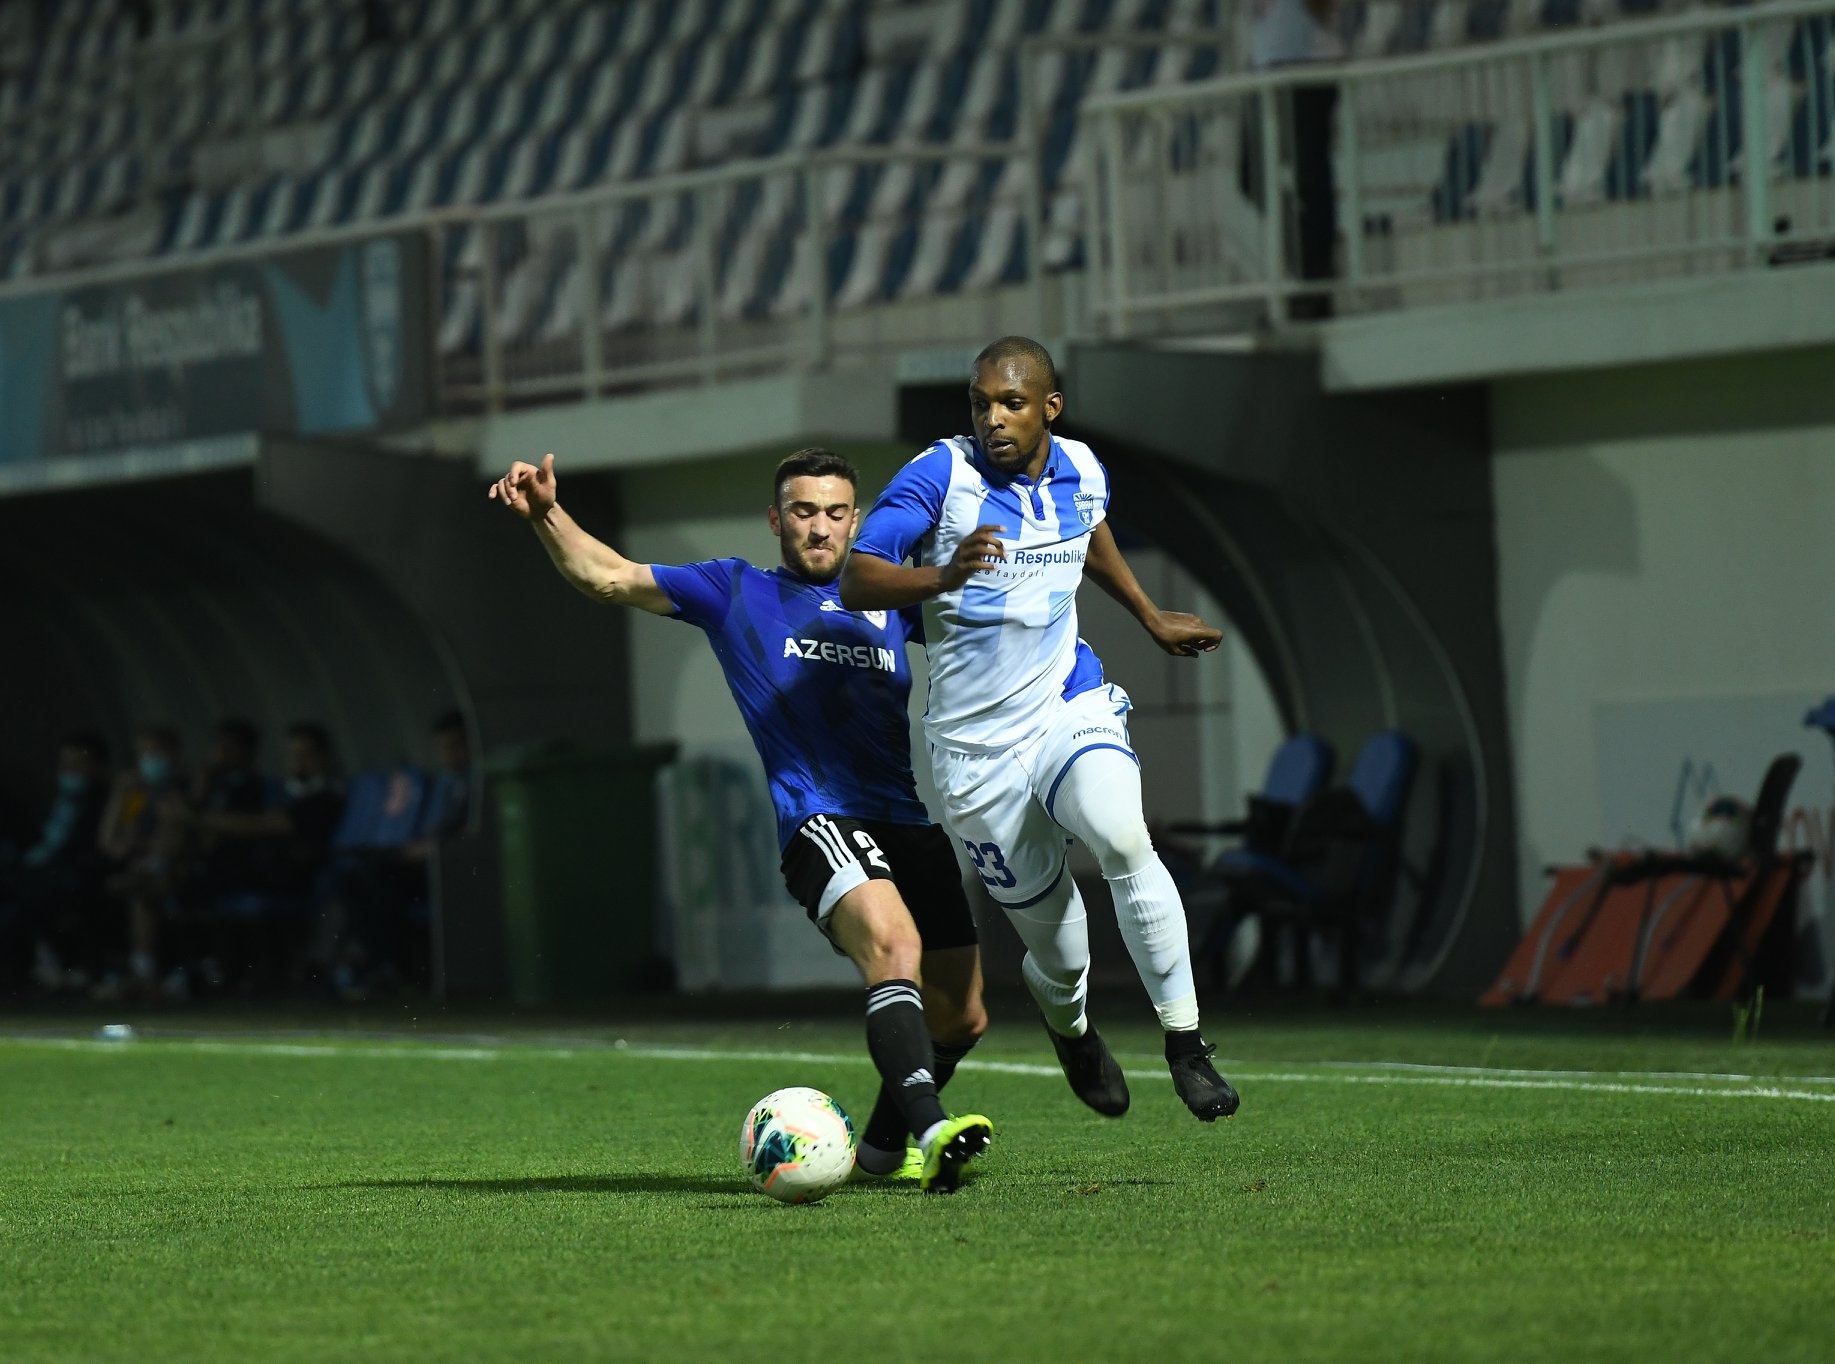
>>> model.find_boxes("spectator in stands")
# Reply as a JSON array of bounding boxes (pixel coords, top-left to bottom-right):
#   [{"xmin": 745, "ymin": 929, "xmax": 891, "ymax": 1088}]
[
  {"xmin": 1244, "ymin": 0, "xmax": 1344, "ymax": 319},
  {"xmin": 0, "ymin": 731, "xmax": 111, "ymax": 993},
  {"xmin": 97, "ymin": 725, "xmax": 195, "ymax": 997}
]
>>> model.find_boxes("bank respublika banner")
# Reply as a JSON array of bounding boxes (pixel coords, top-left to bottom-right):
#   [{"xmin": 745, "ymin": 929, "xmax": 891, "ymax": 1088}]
[{"xmin": 0, "ymin": 233, "xmax": 428, "ymax": 465}]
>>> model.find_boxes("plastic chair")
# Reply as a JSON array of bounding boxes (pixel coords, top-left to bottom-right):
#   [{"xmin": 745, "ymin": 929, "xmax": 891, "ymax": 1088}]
[{"xmin": 1210, "ymin": 730, "xmax": 1416, "ymax": 993}]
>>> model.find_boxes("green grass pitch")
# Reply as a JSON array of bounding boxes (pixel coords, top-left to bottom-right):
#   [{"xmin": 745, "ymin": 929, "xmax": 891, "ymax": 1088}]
[{"xmin": 3, "ymin": 1008, "xmax": 1831, "ymax": 1362}]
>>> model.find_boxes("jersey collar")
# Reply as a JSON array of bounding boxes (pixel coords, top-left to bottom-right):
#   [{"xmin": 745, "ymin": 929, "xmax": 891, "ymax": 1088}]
[
  {"xmin": 770, "ymin": 565, "xmax": 840, "ymax": 598},
  {"xmin": 971, "ymin": 434, "xmax": 1060, "ymax": 489}
]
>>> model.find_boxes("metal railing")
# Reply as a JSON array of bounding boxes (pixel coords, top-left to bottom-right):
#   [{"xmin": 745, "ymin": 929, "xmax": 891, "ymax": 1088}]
[
  {"xmin": 431, "ymin": 26, "xmax": 1237, "ymax": 409},
  {"xmin": 3, "ymin": 22, "xmax": 1253, "ymax": 410},
  {"xmin": 1081, "ymin": 0, "xmax": 1835, "ymax": 334},
  {"xmin": 433, "ymin": 137, "xmax": 1043, "ymax": 407}
]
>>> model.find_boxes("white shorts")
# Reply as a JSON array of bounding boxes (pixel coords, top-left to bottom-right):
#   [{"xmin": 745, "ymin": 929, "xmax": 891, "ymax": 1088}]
[{"xmin": 928, "ymin": 683, "xmax": 1138, "ymax": 909}]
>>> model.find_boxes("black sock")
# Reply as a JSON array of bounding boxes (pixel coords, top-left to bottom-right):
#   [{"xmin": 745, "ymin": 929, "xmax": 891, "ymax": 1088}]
[
  {"xmin": 862, "ymin": 1035, "xmax": 978, "ymax": 1156},
  {"xmin": 933, "ymin": 1037, "xmax": 976, "ymax": 1089},
  {"xmin": 863, "ymin": 979, "xmax": 946, "ymax": 1144}
]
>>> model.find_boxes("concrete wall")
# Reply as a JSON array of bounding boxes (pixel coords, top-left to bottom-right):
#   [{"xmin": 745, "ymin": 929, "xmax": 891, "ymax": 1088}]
[{"xmin": 1491, "ymin": 349, "xmax": 1835, "ymax": 992}]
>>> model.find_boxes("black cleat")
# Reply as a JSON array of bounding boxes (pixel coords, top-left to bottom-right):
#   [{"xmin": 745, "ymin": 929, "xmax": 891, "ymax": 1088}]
[
  {"xmin": 1046, "ymin": 1020, "xmax": 1130, "ymax": 1117},
  {"xmin": 1165, "ymin": 1033, "xmax": 1240, "ymax": 1121}
]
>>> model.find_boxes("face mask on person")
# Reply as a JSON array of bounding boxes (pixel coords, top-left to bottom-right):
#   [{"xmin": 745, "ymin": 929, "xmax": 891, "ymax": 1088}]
[
  {"xmin": 138, "ymin": 753, "xmax": 172, "ymax": 786},
  {"xmin": 57, "ymin": 771, "xmax": 89, "ymax": 795}
]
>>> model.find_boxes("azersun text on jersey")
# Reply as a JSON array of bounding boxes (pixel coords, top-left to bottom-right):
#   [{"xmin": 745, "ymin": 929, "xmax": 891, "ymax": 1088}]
[{"xmin": 650, "ymin": 558, "xmax": 930, "ymax": 848}]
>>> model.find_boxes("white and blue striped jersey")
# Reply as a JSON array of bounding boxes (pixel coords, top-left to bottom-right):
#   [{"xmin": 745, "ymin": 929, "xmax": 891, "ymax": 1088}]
[{"xmin": 852, "ymin": 433, "xmax": 1109, "ymax": 753}]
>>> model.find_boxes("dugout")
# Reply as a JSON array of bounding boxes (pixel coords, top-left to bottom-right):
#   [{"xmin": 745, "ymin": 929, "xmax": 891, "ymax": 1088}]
[{"xmin": 0, "ymin": 442, "xmax": 644, "ymax": 997}]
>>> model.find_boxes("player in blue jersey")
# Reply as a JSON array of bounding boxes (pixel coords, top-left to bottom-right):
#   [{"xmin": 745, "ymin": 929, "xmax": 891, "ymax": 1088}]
[
  {"xmin": 840, "ymin": 336, "xmax": 1241, "ymax": 1124},
  {"xmin": 488, "ymin": 447, "xmax": 993, "ymax": 1192}
]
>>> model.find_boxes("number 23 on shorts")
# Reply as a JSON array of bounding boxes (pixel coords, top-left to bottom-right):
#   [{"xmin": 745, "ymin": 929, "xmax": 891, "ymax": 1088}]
[{"xmin": 962, "ymin": 838, "xmax": 1016, "ymax": 889}]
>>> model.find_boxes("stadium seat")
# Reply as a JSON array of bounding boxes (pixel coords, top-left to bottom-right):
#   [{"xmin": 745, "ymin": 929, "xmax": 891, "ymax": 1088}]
[
  {"xmin": 1556, "ymin": 96, "xmax": 1621, "ymax": 203},
  {"xmin": 1204, "ymin": 731, "xmax": 1415, "ymax": 994},
  {"xmin": 1432, "ymin": 122, "xmax": 1491, "ymax": 221},
  {"xmin": 0, "ymin": 0, "xmax": 1775, "ymax": 348},
  {"xmin": 1466, "ymin": 114, "xmax": 1528, "ymax": 214}
]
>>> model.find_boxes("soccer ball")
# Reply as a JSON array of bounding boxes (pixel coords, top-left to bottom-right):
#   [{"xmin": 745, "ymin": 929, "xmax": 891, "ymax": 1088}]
[
  {"xmin": 1687, "ymin": 795, "xmax": 1752, "ymax": 860},
  {"xmin": 739, "ymin": 1086, "xmax": 856, "ymax": 1204}
]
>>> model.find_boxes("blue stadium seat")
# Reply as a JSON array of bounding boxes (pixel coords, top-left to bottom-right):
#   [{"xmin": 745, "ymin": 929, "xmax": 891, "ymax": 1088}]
[{"xmin": 331, "ymin": 770, "xmax": 431, "ymax": 852}]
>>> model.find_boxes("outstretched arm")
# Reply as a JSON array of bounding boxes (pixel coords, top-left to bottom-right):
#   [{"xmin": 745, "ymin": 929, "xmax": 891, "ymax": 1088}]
[
  {"xmin": 839, "ymin": 525, "xmax": 1009, "ymax": 610},
  {"xmin": 1084, "ymin": 520, "xmax": 1222, "ymax": 657},
  {"xmin": 488, "ymin": 453, "xmax": 674, "ymax": 615}
]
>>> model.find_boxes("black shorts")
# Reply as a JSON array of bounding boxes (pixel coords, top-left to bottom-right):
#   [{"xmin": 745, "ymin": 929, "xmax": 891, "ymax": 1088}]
[{"xmin": 780, "ymin": 815, "xmax": 978, "ymax": 952}]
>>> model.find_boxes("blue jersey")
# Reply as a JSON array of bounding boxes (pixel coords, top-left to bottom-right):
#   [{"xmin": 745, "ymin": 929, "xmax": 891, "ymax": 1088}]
[{"xmin": 650, "ymin": 557, "xmax": 930, "ymax": 848}]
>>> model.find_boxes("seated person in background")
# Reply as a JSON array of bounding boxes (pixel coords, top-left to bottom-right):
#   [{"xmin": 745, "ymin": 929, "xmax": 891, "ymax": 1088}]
[
  {"xmin": 187, "ymin": 718, "xmax": 272, "ymax": 902},
  {"xmin": 0, "ymin": 731, "xmax": 111, "ymax": 993},
  {"xmin": 416, "ymin": 709, "xmax": 473, "ymax": 848},
  {"xmin": 197, "ymin": 721, "xmax": 346, "ymax": 897},
  {"xmin": 323, "ymin": 711, "xmax": 473, "ymax": 1000},
  {"xmin": 189, "ymin": 722, "xmax": 345, "ymax": 994},
  {"xmin": 97, "ymin": 725, "xmax": 195, "ymax": 998}
]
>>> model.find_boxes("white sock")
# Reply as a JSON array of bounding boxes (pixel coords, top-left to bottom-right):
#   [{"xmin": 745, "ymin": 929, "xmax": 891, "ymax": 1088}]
[
  {"xmin": 1109, "ymin": 859, "xmax": 1201, "ymax": 1031},
  {"xmin": 1022, "ymin": 950, "xmax": 1089, "ymax": 1037},
  {"xmin": 1048, "ymin": 746, "xmax": 1203, "ymax": 1033},
  {"xmin": 1003, "ymin": 875, "xmax": 1092, "ymax": 1038}
]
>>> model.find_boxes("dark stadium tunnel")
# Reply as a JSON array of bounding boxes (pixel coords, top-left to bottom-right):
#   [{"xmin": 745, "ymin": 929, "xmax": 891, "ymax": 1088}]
[
  {"xmin": 0, "ymin": 441, "xmax": 636, "ymax": 834},
  {"xmin": 0, "ymin": 467, "xmax": 467, "ymax": 821}
]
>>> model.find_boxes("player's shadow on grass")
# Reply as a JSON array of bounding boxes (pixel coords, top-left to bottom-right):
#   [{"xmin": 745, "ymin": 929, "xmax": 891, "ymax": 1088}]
[{"xmin": 340, "ymin": 1174, "xmax": 747, "ymax": 1197}]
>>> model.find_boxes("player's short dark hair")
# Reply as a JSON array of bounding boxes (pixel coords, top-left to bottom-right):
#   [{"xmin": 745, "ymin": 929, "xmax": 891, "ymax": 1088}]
[
  {"xmin": 62, "ymin": 729, "xmax": 109, "ymax": 764},
  {"xmin": 973, "ymin": 335, "xmax": 1061, "ymax": 393},
  {"xmin": 216, "ymin": 717, "xmax": 260, "ymax": 755},
  {"xmin": 286, "ymin": 721, "xmax": 333, "ymax": 758},
  {"xmin": 772, "ymin": 448, "xmax": 858, "ymax": 505}
]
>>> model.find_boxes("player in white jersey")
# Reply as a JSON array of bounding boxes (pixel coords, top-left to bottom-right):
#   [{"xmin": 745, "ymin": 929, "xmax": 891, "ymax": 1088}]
[{"xmin": 841, "ymin": 336, "xmax": 1240, "ymax": 1122}]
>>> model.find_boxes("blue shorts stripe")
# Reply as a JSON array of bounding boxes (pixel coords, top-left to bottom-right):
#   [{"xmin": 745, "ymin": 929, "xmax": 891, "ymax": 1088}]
[
  {"xmin": 1043, "ymin": 742, "xmax": 1139, "ymax": 823},
  {"xmin": 990, "ymin": 855, "xmax": 1067, "ymax": 911}
]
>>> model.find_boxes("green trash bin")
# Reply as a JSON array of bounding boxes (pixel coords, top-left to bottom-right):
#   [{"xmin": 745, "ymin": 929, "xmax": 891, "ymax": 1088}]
[{"xmin": 488, "ymin": 741, "xmax": 678, "ymax": 1006}]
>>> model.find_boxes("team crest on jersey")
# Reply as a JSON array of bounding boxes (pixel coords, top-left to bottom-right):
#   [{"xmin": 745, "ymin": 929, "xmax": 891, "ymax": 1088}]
[{"xmin": 1075, "ymin": 491, "xmax": 1100, "ymax": 527}]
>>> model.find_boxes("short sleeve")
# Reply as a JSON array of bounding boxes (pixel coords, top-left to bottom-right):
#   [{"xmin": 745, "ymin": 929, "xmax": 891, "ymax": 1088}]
[
  {"xmin": 851, "ymin": 443, "xmax": 953, "ymax": 567},
  {"xmin": 650, "ymin": 558, "xmax": 741, "ymax": 630}
]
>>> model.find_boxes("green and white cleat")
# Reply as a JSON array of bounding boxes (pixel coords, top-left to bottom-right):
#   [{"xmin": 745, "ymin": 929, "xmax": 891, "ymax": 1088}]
[{"xmin": 919, "ymin": 1114, "xmax": 993, "ymax": 1195}]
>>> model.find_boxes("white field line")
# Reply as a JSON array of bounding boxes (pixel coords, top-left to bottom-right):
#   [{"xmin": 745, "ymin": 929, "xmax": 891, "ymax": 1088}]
[{"xmin": 4, "ymin": 1034, "xmax": 1835, "ymax": 1103}]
